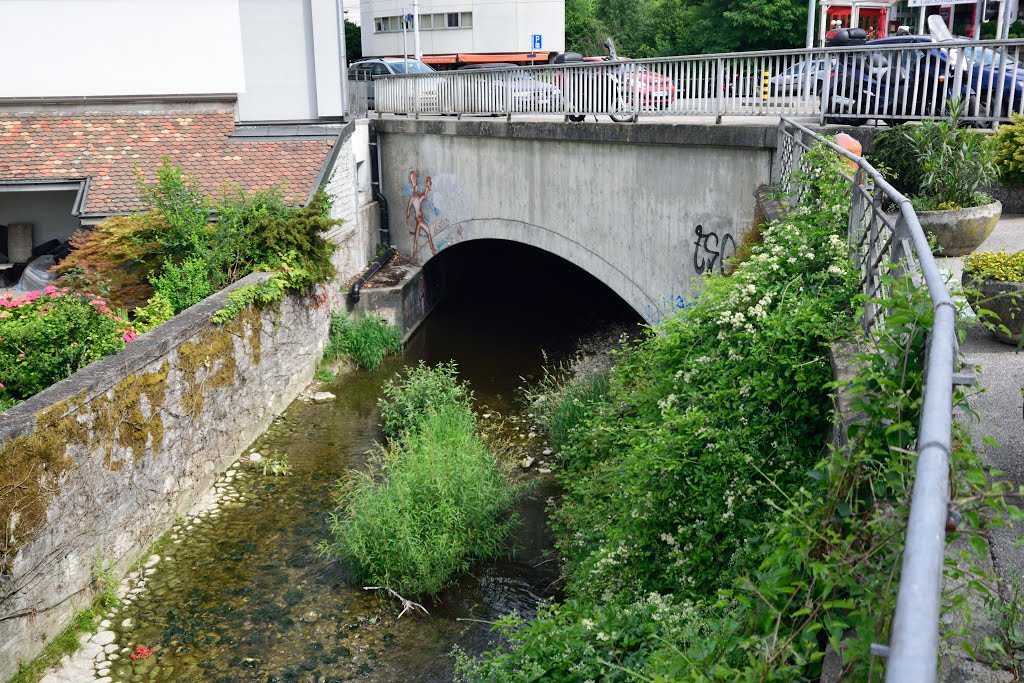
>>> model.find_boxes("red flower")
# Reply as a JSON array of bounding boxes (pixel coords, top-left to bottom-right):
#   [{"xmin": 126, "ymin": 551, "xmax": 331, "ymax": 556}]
[{"xmin": 130, "ymin": 645, "xmax": 153, "ymax": 661}]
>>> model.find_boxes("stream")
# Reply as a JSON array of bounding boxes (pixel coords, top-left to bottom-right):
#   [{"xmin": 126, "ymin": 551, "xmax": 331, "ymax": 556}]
[{"xmin": 92, "ymin": 243, "xmax": 643, "ymax": 682}]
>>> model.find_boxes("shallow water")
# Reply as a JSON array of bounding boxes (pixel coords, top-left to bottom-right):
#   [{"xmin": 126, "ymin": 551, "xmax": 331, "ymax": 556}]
[{"xmin": 103, "ymin": 243, "xmax": 642, "ymax": 682}]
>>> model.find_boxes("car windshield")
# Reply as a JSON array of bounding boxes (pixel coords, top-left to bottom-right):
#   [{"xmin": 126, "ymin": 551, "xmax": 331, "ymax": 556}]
[
  {"xmin": 957, "ymin": 46, "xmax": 1015, "ymax": 68},
  {"xmin": 389, "ymin": 60, "xmax": 435, "ymax": 74}
]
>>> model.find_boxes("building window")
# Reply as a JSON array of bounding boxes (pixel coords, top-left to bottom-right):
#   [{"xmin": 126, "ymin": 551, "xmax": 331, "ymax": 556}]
[{"xmin": 374, "ymin": 12, "xmax": 471, "ymax": 32}]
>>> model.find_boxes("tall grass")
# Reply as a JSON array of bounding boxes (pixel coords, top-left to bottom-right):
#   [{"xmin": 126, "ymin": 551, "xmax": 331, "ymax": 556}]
[
  {"xmin": 322, "ymin": 312, "xmax": 402, "ymax": 372},
  {"xmin": 321, "ymin": 364, "xmax": 519, "ymax": 598},
  {"xmin": 527, "ymin": 362, "xmax": 610, "ymax": 457}
]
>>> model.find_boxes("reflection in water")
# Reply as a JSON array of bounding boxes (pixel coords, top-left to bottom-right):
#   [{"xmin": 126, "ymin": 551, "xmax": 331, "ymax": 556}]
[{"xmin": 107, "ymin": 240, "xmax": 643, "ymax": 682}]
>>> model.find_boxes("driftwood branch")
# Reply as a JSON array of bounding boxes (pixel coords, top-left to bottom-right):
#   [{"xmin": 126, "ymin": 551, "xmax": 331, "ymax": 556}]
[{"xmin": 363, "ymin": 586, "xmax": 428, "ymax": 618}]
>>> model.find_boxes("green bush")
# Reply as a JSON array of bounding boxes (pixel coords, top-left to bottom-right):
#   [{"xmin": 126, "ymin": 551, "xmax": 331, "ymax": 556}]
[
  {"xmin": 60, "ymin": 159, "xmax": 338, "ymax": 321},
  {"xmin": 322, "ymin": 312, "xmax": 403, "ymax": 372},
  {"xmin": 0, "ymin": 287, "xmax": 136, "ymax": 403},
  {"xmin": 905, "ymin": 98, "xmax": 1000, "ymax": 210},
  {"xmin": 377, "ymin": 360, "xmax": 473, "ymax": 438},
  {"xmin": 995, "ymin": 114, "xmax": 1024, "ymax": 188},
  {"xmin": 321, "ymin": 398, "xmax": 518, "ymax": 597},
  {"xmin": 150, "ymin": 255, "xmax": 213, "ymax": 314},
  {"xmin": 868, "ymin": 124, "xmax": 924, "ymax": 198}
]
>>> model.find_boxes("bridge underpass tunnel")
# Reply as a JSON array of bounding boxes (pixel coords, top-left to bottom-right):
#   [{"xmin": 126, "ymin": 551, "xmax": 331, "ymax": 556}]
[{"xmin": 404, "ymin": 238, "xmax": 645, "ymax": 405}]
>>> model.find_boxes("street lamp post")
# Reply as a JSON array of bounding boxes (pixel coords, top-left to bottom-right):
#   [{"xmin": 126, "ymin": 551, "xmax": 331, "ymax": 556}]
[
  {"xmin": 807, "ymin": 0, "xmax": 816, "ymax": 46},
  {"xmin": 413, "ymin": 0, "xmax": 421, "ymax": 60}
]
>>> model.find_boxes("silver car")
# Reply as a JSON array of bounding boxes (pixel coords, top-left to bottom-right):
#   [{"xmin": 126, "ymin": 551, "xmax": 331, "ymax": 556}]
[
  {"xmin": 348, "ymin": 57, "xmax": 438, "ymax": 110},
  {"xmin": 769, "ymin": 59, "xmax": 834, "ymax": 94}
]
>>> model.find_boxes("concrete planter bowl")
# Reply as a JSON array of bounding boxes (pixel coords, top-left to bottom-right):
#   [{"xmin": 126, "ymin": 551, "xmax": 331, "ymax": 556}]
[
  {"xmin": 962, "ymin": 273, "xmax": 1024, "ymax": 345},
  {"xmin": 917, "ymin": 200, "xmax": 1002, "ymax": 257}
]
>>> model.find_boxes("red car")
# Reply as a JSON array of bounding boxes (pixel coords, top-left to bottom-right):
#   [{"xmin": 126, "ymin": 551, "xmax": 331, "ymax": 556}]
[{"xmin": 581, "ymin": 56, "xmax": 678, "ymax": 109}]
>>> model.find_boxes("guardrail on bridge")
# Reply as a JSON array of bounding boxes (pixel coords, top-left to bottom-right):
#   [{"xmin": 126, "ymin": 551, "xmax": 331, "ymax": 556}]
[{"xmin": 372, "ymin": 39, "xmax": 1024, "ymax": 126}]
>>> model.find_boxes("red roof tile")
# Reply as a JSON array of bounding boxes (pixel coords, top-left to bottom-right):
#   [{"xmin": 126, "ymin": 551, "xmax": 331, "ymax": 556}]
[{"xmin": 0, "ymin": 110, "xmax": 334, "ymax": 215}]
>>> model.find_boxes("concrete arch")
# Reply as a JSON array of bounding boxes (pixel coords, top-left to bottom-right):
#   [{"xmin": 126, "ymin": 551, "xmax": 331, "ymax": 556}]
[
  {"xmin": 418, "ymin": 217, "xmax": 659, "ymax": 323},
  {"xmin": 378, "ymin": 118, "xmax": 776, "ymax": 326}
]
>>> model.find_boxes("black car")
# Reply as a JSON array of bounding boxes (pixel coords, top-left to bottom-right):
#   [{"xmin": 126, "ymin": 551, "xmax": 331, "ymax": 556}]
[{"xmin": 822, "ymin": 34, "xmax": 975, "ymax": 125}]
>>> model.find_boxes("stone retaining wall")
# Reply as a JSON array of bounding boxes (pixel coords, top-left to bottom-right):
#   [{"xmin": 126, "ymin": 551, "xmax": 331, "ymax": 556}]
[{"xmin": 0, "ymin": 273, "xmax": 338, "ymax": 680}]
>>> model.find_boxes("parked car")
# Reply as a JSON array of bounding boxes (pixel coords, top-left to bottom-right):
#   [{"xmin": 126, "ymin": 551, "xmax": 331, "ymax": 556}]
[
  {"xmin": 822, "ymin": 35, "xmax": 977, "ymax": 125},
  {"xmin": 950, "ymin": 45, "xmax": 1024, "ymax": 116},
  {"xmin": 348, "ymin": 57, "xmax": 439, "ymax": 110},
  {"xmin": 453, "ymin": 63, "xmax": 563, "ymax": 113},
  {"xmin": 580, "ymin": 57, "xmax": 678, "ymax": 109},
  {"xmin": 769, "ymin": 58, "xmax": 835, "ymax": 94}
]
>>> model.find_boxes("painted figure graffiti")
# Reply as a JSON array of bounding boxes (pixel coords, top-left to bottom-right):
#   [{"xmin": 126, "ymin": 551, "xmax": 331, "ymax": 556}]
[
  {"xmin": 693, "ymin": 224, "xmax": 737, "ymax": 275},
  {"xmin": 406, "ymin": 170, "xmax": 436, "ymax": 260}
]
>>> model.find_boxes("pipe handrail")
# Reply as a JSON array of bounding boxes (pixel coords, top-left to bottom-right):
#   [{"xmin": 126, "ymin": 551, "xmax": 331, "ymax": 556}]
[{"xmin": 778, "ymin": 116, "xmax": 957, "ymax": 683}]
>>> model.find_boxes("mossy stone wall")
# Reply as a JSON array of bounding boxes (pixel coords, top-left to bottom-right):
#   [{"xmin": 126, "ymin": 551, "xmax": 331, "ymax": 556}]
[{"xmin": 0, "ymin": 273, "xmax": 331, "ymax": 680}]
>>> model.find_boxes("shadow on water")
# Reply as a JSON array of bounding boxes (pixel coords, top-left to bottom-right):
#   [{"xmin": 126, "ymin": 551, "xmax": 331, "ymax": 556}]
[{"xmin": 108, "ymin": 240, "xmax": 643, "ymax": 682}]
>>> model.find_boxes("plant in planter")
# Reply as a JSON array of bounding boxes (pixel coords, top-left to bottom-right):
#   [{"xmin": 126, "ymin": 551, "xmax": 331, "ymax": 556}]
[
  {"xmin": 962, "ymin": 250, "xmax": 1024, "ymax": 345},
  {"xmin": 904, "ymin": 98, "xmax": 1002, "ymax": 256}
]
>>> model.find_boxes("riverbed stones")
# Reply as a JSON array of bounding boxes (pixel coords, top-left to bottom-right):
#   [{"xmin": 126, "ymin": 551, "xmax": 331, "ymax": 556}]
[
  {"xmin": 313, "ymin": 391, "xmax": 336, "ymax": 403},
  {"xmin": 91, "ymin": 631, "xmax": 117, "ymax": 646},
  {"xmin": 248, "ymin": 452, "xmax": 264, "ymax": 462},
  {"xmin": 143, "ymin": 554, "xmax": 160, "ymax": 568},
  {"xmin": 520, "ymin": 456, "xmax": 535, "ymax": 469}
]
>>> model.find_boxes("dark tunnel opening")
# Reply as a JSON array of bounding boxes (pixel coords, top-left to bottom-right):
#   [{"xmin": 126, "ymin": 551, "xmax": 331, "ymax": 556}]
[{"xmin": 404, "ymin": 239, "xmax": 646, "ymax": 405}]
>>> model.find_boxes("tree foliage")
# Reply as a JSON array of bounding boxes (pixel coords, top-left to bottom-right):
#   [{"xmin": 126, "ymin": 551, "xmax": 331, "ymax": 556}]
[{"xmin": 566, "ymin": 0, "xmax": 808, "ymax": 57}]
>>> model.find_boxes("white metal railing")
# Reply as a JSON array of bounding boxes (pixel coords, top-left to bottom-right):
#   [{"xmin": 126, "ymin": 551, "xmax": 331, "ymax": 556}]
[
  {"xmin": 776, "ymin": 117, "xmax": 962, "ymax": 682},
  {"xmin": 373, "ymin": 39, "xmax": 1024, "ymax": 125}
]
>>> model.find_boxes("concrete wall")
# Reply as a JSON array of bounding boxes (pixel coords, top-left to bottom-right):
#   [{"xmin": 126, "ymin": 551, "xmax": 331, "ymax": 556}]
[
  {"xmin": 359, "ymin": 0, "xmax": 565, "ymax": 57},
  {"xmin": 375, "ymin": 119, "xmax": 776, "ymax": 325},
  {"xmin": 0, "ymin": 274, "xmax": 329, "ymax": 681}
]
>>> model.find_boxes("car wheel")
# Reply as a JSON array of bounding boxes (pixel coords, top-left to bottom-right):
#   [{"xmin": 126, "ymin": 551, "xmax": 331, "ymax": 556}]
[
  {"xmin": 568, "ymin": 114, "xmax": 586, "ymax": 123},
  {"xmin": 969, "ymin": 96, "xmax": 992, "ymax": 128},
  {"xmin": 609, "ymin": 112, "xmax": 635, "ymax": 123}
]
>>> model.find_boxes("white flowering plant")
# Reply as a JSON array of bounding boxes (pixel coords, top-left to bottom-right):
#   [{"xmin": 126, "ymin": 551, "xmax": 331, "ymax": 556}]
[{"xmin": 459, "ymin": 141, "xmax": 1021, "ymax": 681}]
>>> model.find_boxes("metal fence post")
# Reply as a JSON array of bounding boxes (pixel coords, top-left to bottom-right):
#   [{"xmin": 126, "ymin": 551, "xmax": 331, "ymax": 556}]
[{"xmin": 715, "ymin": 58, "xmax": 724, "ymax": 124}]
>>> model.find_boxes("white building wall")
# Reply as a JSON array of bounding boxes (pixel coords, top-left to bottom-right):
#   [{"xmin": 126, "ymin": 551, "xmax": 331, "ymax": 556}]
[
  {"xmin": 0, "ymin": 0, "xmax": 346, "ymax": 123},
  {"xmin": 0, "ymin": 0, "xmax": 245, "ymax": 98},
  {"xmin": 359, "ymin": 0, "xmax": 564, "ymax": 58}
]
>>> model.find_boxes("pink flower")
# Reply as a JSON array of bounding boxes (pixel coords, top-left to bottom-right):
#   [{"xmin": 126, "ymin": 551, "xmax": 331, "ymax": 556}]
[
  {"xmin": 17, "ymin": 353, "xmax": 25, "ymax": 358},
  {"xmin": 0, "ymin": 383, "xmax": 6, "ymax": 389},
  {"xmin": 71, "ymin": 342, "xmax": 78, "ymax": 347},
  {"xmin": 43, "ymin": 285, "xmax": 58, "ymax": 295},
  {"xmin": 0, "ymin": 313, "xmax": 8, "ymax": 319},
  {"xmin": 121, "ymin": 332, "xmax": 137, "ymax": 343}
]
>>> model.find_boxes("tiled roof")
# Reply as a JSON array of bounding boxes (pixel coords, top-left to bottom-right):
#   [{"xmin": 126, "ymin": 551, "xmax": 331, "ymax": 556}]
[{"xmin": 0, "ymin": 109, "xmax": 335, "ymax": 215}]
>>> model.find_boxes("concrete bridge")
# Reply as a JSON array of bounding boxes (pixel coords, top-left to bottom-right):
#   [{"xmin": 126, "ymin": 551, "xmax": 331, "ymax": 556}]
[{"xmin": 373, "ymin": 118, "xmax": 786, "ymax": 325}]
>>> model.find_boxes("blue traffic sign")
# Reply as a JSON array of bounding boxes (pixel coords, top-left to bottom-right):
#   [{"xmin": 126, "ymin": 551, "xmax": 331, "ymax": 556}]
[{"xmin": 532, "ymin": 34, "xmax": 542, "ymax": 49}]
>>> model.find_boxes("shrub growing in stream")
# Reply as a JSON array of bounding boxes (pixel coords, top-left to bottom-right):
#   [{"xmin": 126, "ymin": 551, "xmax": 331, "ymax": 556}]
[
  {"xmin": 321, "ymin": 364, "xmax": 519, "ymax": 597},
  {"xmin": 322, "ymin": 312, "xmax": 403, "ymax": 372}
]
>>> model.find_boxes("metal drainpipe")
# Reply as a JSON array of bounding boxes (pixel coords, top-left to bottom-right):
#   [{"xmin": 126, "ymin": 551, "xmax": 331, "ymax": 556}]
[
  {"xmin": 350, "ymin": 245, "xmax": 396, "ymax": 303},
  {"xmin": 336, "ymin": 0, "xmax": 349, "ymax": 119},
  {"xmin": 368, "ymin": 123, "xmax": 390, "ymax": 246}
]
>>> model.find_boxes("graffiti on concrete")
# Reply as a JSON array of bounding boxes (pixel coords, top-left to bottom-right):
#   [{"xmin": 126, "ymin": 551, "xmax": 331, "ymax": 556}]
[
  {"xmin": 643, "ymin": 291, "xmax": 694, "ymax": 326},
  {"xmin": 693, "ymin": 224, "xmax": 737, "ymax": 276},
  {"xmin": 402, "ymin": 170, "xmax": 471, "ymax": 264},
  {"xmin": 406, "ymin": 170, "xmax": 436, "ymax": 260}
]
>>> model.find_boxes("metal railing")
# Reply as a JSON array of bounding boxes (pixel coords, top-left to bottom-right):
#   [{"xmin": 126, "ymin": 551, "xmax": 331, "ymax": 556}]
[
  {"xmin": 373, "ymin": 39, "xmax": 1024, "ymax": 125},
  {"xmin": 775, "ymin": 117, "xmax": 959, "ymax": 682}
]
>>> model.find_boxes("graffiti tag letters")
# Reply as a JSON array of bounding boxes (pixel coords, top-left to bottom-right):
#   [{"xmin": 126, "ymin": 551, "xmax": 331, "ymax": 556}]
[{"xmin": 693, "ymin": 224, "xmax": 737, "ymax": 276}]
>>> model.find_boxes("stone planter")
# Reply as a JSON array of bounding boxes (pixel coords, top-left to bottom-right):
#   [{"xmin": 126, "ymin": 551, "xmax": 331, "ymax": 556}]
[
  {"xmin": 917, "ymin": 200, "xmax": 1002, "ymax": 257},
  {"xmin": 962, "ymin": 273, "xmax": 1024, "ymax": 345}
]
